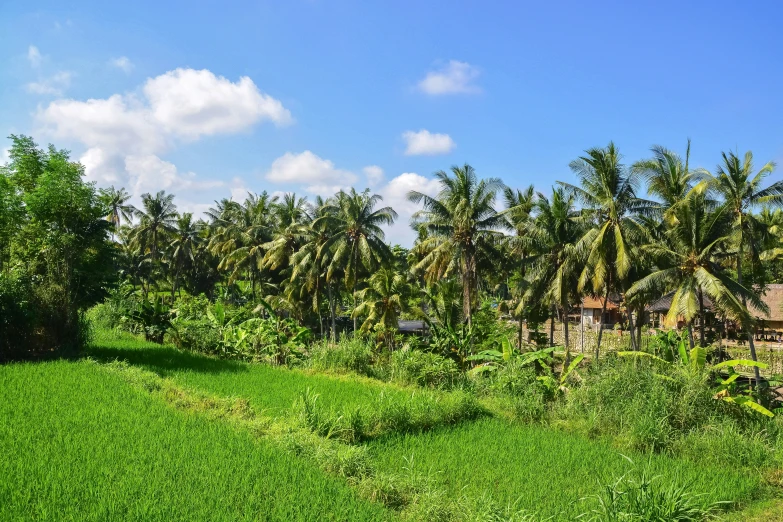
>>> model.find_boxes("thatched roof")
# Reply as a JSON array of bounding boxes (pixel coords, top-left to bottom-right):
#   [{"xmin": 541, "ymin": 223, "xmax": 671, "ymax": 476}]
[
  {"xmin": 646, "ymin": 292, "xmax": 713, "ymax": 313},
  {"xmin": 749, "ymin": 284, "xmax": 783, "ymax": 322},
  {"xmin": 581, "ymin": 296, "xmax": 620, "ymax": 310}
]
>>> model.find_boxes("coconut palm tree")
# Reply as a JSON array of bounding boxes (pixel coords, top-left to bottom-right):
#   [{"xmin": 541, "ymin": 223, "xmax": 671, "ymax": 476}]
[
  {"xmin": 699, "ymin": 150, "xmax": 781, "ymax": 386},
  {"xmin": 315, "ymin": 188, "xmax": 397, "ymax": 332},
  {"xmin": 559, "ymin": 143, "xmax": 653, "ymax": 357},
  {"xmin": 264, "ymin": 193, "xmax": 312, "ymax": 271},
  {"xmin": 408, "ymin": 164, "xmax": 506, "ymax": 328},
  {"xmin": 132, "ymin": 190, "xmax": 177, "ymax": 269},
  {"xmin": 168, "ymin": 213, "xmax": 202, "ymax": 297},
  {"xmin": 632, "ymin": 141, "xmax": 695, "ymax": 214},
  {"xmin": 525, "ymin": 187, "xmax": 583, "ymax": 353},
  {"xmin": 353, "ymin": 267, "xmax": 413, "ymax": 348},
  {"xmin": 502, "ymin": 185, "xmax": 536, "ymax": 344},
  {"xmin": 627, "ymin": 193, "xmax": 766, "ymax": 348},
  {"xmin": 99, "ymin": 186, "xmax": 135, "ymax": 239}
]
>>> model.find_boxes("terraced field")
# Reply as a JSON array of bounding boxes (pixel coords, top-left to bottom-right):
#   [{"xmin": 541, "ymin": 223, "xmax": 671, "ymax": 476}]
[{"xmin": 2, "ymin": 334, "xmax": 775, "ymax": 520}]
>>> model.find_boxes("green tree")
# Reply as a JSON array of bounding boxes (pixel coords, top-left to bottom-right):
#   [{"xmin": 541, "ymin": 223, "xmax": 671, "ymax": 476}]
[
  {"xmin": 316, "ymin": 188, "xmax": 397, "ymax": 332},
  {"xmin": 98, "ymin": 186, "xmax": 135, "ymax": 239},
  {"xmin": 408, "ymin": 164, "xmax": 505, "ymax": 328},
  {"xmin": 353, "ymin": 267, "xmax": 413, "ymax": 348},
  {"xmin": 560, "ymin": 143, "xmax": 652, "ymax": 357},
  {"xmin": 699, "ymin": 150, "xmax": 781, "ymax": 386}
]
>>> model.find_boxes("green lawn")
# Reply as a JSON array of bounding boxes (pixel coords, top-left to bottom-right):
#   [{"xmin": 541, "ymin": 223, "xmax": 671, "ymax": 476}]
[
  {"xmin": 0, "ymin": 360, "xmax": 389, "ymax": 522},
  {"xmin": 367, "ymin": 417, "xmax": 765, "ymax": 520}
]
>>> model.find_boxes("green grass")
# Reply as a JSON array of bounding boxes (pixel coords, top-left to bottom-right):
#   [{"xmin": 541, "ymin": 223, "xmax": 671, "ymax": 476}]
[
  {"xmin": 0, "ymin": 360, "xmax": 390, "ymax": 521},
  {"xmin": 87, "ymin": 334, "xmax": 483, "ymax": 441},
  {"xmin": 367, "ymin": 417, "xmax": 765, "ymax": 521}
]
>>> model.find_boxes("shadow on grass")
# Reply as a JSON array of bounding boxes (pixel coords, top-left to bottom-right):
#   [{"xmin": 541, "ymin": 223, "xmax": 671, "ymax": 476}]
[{"xmin": 86, "ymin": 339, "xmax": 248, "ymax": 376}]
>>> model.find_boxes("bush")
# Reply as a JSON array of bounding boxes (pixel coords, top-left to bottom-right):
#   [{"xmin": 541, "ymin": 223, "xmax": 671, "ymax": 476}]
[
  {"xmin": 390, "ymin": 347, "xmax": 460, "ymax": 388},
  {"xmin": 307, "ymin": 336, "xmax": 375, "ymax": 377}
]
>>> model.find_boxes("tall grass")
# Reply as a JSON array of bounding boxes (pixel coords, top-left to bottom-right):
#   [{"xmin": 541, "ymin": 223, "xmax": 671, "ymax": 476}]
[
  {"xmin": 367, "ymin": 418, "xmax": 763, "ymax": 521},
  {"xmin": 0, "ymin": 360, "xmax": 390, "ymax": 521}
]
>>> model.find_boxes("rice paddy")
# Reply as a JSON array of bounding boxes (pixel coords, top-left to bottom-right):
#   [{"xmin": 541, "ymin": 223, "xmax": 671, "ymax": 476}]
[
  {"xmin": 2, "ymin": 333, "xmax": 775, "ymax": 520},
  {"xmin": 0, "ymin": 360, "xmax": 389, "ymax": 522}
]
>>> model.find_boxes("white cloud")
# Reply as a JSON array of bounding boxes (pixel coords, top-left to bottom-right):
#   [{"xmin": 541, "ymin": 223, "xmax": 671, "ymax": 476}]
[
  {"xmin": 265, "ymin": 151, "xmax": 357, "ymax": 188},
  {"xmin": 27, "ymin": 71, "xmax": 72, "ymax": 96},
  {"xmin": 363, "ymin": 165, "xmax": 385, "ymax": 186},
  {"xmin": 377, "ymin": 172, "xmax": 441, "ymax": 245},
  {"xmin": 124, "ymin": 154, "xmax": 224, "ymax": 196},
  {"xmin": 34, "ymin": 67, "xmax": 291, "ymax": 201},
  {"xmin": 28, "ymin": 46, "xmax": 42, "ymax": 68},
  {"xmin": 418, "ymin": 60, "xmax": 481, "ymax": 95},
  {"xmin": 110, "ymin": 56, "xmax": 134, "ymax": 73},
  {"xmin": 144, "ymin": 68, "xmax": 292, "ymax": 138},
  {"xmin": 402, "ymin": 129, "xmax": 455, "ymax": 156}
]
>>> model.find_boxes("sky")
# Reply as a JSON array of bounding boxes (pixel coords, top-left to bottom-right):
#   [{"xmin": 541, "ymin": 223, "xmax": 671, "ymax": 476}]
[{"xmin": 1, "ymin": 1, "xmax": 782, "ymax": 246}]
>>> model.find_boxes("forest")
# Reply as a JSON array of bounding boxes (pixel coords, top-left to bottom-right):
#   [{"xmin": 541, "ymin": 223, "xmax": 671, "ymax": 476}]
[{"xmin": 3, "ymin": 134, "xmax": 783, "ymax": 521}]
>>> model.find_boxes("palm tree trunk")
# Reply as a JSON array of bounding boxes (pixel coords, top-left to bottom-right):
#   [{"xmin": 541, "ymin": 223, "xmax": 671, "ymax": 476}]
[
  {"xmin": 549, "ymin": 307, "xmax": 555, "ymax": 347},
  {"xmin": 563, "ymin": 306, "xmax": 570, "ymax": 366},
  {"xmin": 595, "ymin": 285, "xmax": 610, "ymax": 359},
  {"xmin": 687, "ymin": 322, "xmax": 695, "ymax": 349},
  {"xmin": 328, "ymin": 283, "xmax": 337, "ymax": 341},
  {"xmin": 518, "ymin": 313, "xmax": 524, "ymax": 350},
  {"xmin": 626, "ymin": 307, "xmax": 637, "ymax": 351},
  {"xmin": 352, "ymin": 248, "xmax": 358, "ymax": 333},
  {"xmin": 636, "ymin": 305, "xmax": 643, "ymax": 351},
  {"xmin": 698, "ymin": 290, "xmax": 706, "ymax": 347},
  {"xmin": 737, "ymin": 242, "xmax": 762, "ymax": 388}
]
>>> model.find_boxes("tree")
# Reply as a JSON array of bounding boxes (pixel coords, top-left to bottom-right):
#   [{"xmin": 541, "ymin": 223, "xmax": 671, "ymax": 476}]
[
  {"xmin": 502, "ymin": 185, "xmax": 536, "ymax": 346},
  {"xmin": 168, "ymin": 213, "xmax": 202, "ymax": 297},
  {"xmin": 353, "ymin": 267, "xmax": 412, "ymax": 348},
  {"xmin": 699, "ymin": 151, "xmax": 781, "ymax": 386},
  {"xmin": 98, "ymin": 186, "xmax": 135, "ymax": 239},
  {"xmin": 132, "ymin": 191, "xmax": 178, "ymax": 268},
  {"xmin": 315, "ymin": 188, "xmax": 397, "ymax": 332},
  {"xmin": 525, "ymin": 188, "xmax": 583, "ymax": 354},
  {"xmin": 408, "ymin": 164, "xmax": 505, "ymax": 328},
  {"xmin": 560, "ymin": 143, "xmax": 653, "ymax": 357},
  {"xmin": 628, "ymin": 193, "xmax": 765, "ymax": 349}
]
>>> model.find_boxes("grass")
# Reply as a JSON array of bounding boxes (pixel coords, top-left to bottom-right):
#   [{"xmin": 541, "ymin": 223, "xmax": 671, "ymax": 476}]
[
  {"xmin": 87, "ymin": 332, "xmax": 484, "ymax": 441},
  {"xmin": 366, "ymin": 417, "xmax": 765, "ymax": 521},
  {"xmin": 0, "ymin": 360, "xmax": 390, "ymax": 521}
]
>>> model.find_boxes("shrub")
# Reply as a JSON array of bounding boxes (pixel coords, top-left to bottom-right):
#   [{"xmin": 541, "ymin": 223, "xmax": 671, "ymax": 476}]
[
  {"xmin": 308, "ymin": 336, "xmax": 375, "ymax": 377},
  {"xmin": 389, "ymin": 347, "xmax": 460, "ymax": 388}
]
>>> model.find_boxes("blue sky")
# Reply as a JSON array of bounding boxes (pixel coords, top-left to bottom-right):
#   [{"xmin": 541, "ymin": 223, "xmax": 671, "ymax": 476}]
[{"xmin": 2, "ymin": 1, "xmax": 782, "ymax": 245}]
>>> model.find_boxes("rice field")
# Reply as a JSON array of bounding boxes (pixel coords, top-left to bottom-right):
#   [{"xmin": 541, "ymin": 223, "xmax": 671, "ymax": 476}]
[
  {"xmin": 88, "ymin": 334, "xmax": 482, "ymax": 440},
  {"xmin": 0, "ymin": 360, "xmax": 390, "ymax": 522},
  {"xmin": 2, "ymin": 333, "xmax": 774, "ymax": 520},
  {"xmin": 367, "ymin": 417, "xmax": 765, "ymax": 520}
]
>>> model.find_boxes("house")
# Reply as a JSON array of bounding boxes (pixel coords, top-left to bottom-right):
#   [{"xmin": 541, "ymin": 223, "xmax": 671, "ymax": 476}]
[
  {"xmin": 579, "ymin": 295, "xmax": 622, "ymax": 329},
  {"xmin": 646, "ymin": 292, "xmax": 713, "ymax": 329},
  {"xmin": 749, "ymin": 284, "xmax": 783, "ymax": 333}
]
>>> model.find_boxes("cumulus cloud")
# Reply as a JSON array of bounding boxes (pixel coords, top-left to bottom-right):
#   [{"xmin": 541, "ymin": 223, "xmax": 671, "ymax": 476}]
[
  {"xmin": 110, "ymin": 56, "xmax": 134, "ymax": 73},
  {"xmin": 363, "ymin": 165, "xmax": 385, "ymax": 186},
  {"xmin": 377, "ymin": 172, "xmax": 441, "ymax": 245},
  {"xmin": 418, "ymin": 60, "xmax": 481, "ymax": 95},
  {"xmin": 144, "ymin": 68, "xmax": 292, "ymax": 138},
  {"xmin": 265, "ymin": 151, "xmax": 357, "ymax": 189},
  {"xmin": 28, "ymin": 46, "xmax": 42, "ymax": 67},
  {"xmin": 402, "ymin": 129, "xmax": 455, "ymax": 156},
  {"xmin": 34, "ymin": 67, "xmax": 291, "ymax": 203},
  {"xmin": 27, "ymin": 71, "xmax": 72, "ymax": 96}
]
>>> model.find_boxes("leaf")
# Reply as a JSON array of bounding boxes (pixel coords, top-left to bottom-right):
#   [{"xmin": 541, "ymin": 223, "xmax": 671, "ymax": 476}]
[
  {"xmin": 501, "ymin": 335, "xmax": 514, "ymax": 362},
  {"xmin": 617, "ymin": 351, "xmax": 669, "ymax": 364},
  {"xmin": 678, "ymin": 340, "xmax": 688, "ymax": 365},
  {"xmin": 689, "ymin": 347, "xmax": 707, "ymax": 372},
  {"xmin": 560, "ymin": 354, "xmax": 584, "ymax": 385},
  {"xmin": 725, "ymin": 396, "xmax": 775, "ymax": 418},
  {"xmin": 714, "ymin": 359, "xmax": 769, "ymax": 370},
  {"xmin": 721, "ymin": 373, "xmax": 740, "ymax": 385},
  {"xmin": 468, "ymin": 364, "xmax": 497, "ymax": 376}
]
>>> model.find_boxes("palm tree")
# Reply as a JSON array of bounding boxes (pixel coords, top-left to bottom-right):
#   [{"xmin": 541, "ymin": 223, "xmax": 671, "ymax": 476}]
[
  {"xmin": 632, "ymin": 141, "xmax": 695, "ymax": 214},
  {"xmin": 99, "ymin": 186, "xmax": 135, "ymax": 239},
  {"xmin": 525, "ymin": 188, "xmax": 583, "ymax": 353},
  {"xmin": 699, "ymin": 151, "xmax": 781, "ymax": 386},
  {"xmin": 353, "ymin": 267, "xmax": 412, "ymax": 348},
  {"xmin": 209, "ymin": 192, "xmax": 277, "ymax": 297},
  {"xmin": 502, "ymin": 185, "xmax": 535, "ymax": 346},
  {"xmin": 264, "ymin": 193, "xmax": 312, "ymax": 271},
  {"xmin": 168, "ymin": 213, "xmax": 202, "ymax": 297},
  {"xmin": 131, "ymin": 191, "xmax": 178, "ymax": 292},
  {"xmin": 628, "ymin": 193, "xmax": 765, "ymax": 348},
  {"xmin": 315, "ymin": 188, "xmax": 397, "ymax": 332},
  {"xmin": 559, "ymin": 143, "xmax": 653, "ymax": 357},
  {"xmin": 408, "ymin": 164, "xmax": 506, "ymax": 328}
]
